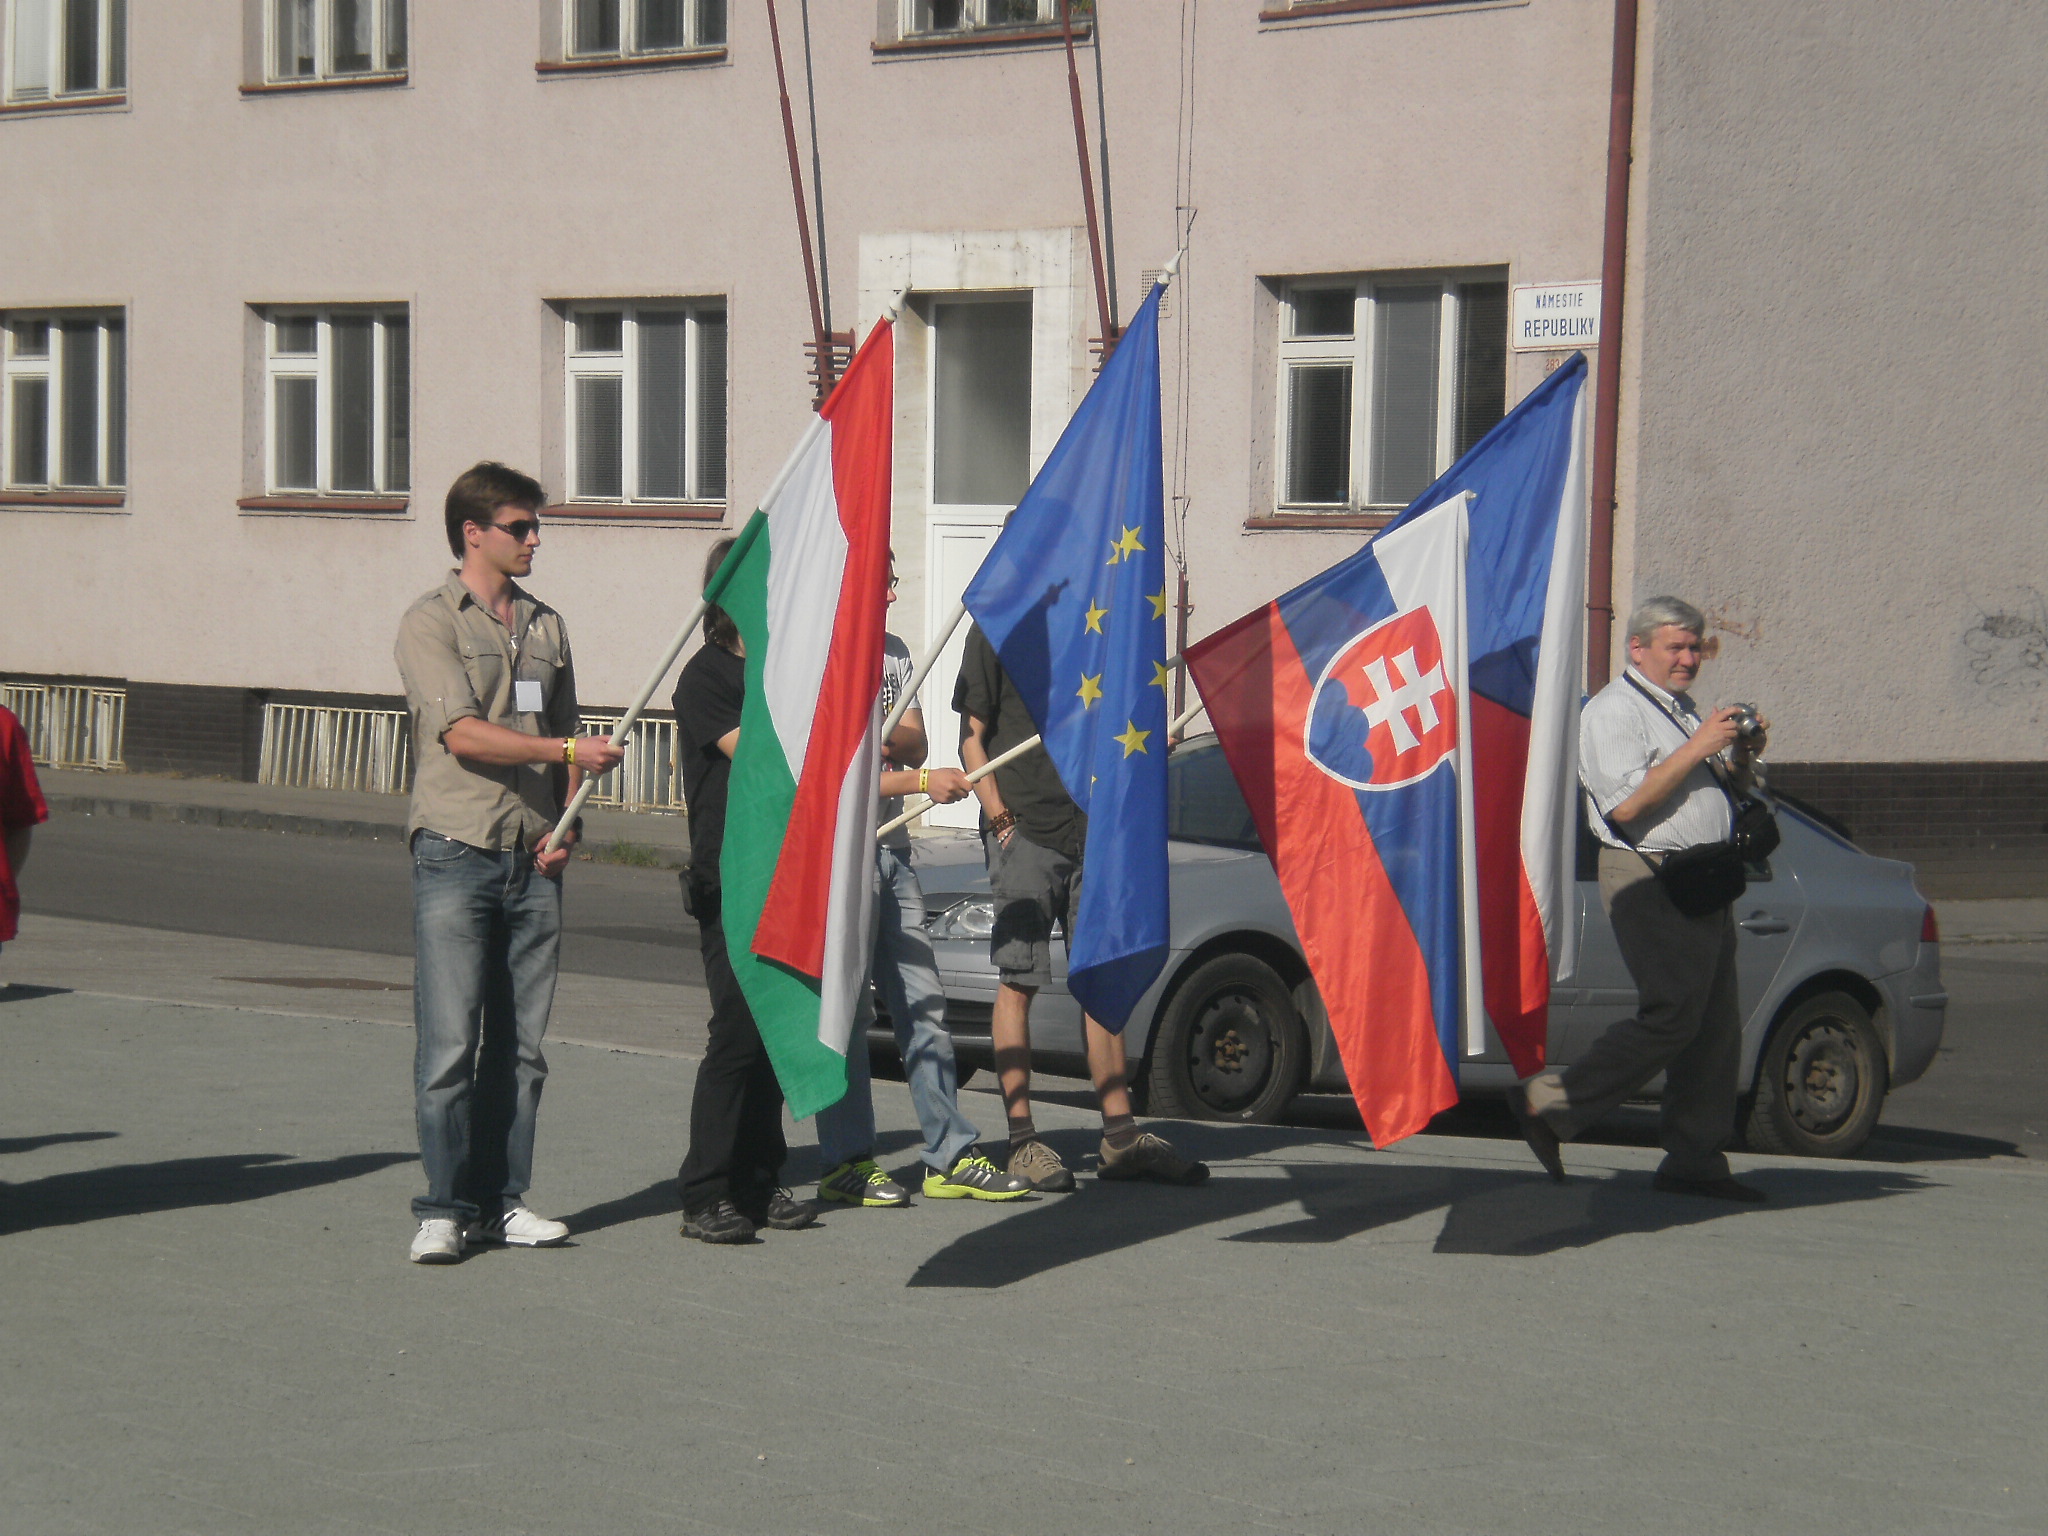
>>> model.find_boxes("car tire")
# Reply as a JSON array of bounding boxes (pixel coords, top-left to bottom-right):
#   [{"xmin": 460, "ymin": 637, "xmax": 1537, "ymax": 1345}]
[
  {"xmin": 1142, "ymin": 953, "xmax": 1306, "ymax": 1124},
  {"xmin": 1742, "ymin": 990, "xmax": 1889, "ymax": 1158}
]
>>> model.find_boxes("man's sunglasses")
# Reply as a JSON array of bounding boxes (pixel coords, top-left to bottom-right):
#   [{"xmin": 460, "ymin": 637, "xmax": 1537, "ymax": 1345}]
[{"xmin": 487, "ymin": 518, "xmax": 541, "ymax": 541}]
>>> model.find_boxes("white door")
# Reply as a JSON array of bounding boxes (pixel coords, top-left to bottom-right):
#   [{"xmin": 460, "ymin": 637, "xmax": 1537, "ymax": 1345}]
[{"xmin": 920, "ymin": 295, "xmax": 1034, "ymax": 827}]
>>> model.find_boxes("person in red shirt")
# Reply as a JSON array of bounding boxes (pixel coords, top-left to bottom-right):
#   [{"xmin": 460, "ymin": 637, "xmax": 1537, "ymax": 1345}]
[{"xmin": 0, "ymin": 705, "xmax": 49, "ymax": 954}]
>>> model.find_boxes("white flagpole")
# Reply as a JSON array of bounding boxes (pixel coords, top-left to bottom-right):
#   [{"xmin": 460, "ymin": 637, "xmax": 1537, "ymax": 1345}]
[
  {"xmin": 874, "ymin": 654, "xmax": 1205, "ymax": 841},
  {"xmin": 543, "ymin": 594, "xmax": 714, "ymax": 856},
  {"xmin": 881, "ymin": 597, "xmax": 967, "ymax": 746}
]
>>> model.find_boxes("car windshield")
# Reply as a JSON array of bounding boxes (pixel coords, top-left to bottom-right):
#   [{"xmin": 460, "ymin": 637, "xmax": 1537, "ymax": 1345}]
[{"xmin": 1167, "ymin": 737, "xmax": 1262, "ymax": 851}]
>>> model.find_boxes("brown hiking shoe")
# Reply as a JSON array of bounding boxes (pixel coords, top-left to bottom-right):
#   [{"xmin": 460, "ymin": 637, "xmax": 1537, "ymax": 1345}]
[
  {"xmin": 1098, "ymin": 1131, "xmax": 1210, "ymax": 1186},
  {"xmin": 1005, "ymin": 1138, "xmax": 1075, "ymax": 1193}
]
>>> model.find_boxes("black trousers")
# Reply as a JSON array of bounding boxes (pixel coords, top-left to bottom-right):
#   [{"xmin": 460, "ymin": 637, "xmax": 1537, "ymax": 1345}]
[{"xmin": 677, "ymin": 891, "xmax": 788, "ymax": 1211}]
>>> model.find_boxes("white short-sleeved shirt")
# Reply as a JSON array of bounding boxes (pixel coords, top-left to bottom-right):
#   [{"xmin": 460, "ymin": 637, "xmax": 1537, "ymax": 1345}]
[
  {"xmin": 1580, "ymin": 667, "xmax": 1735, "ymax": 852},
  {"xmin": 878, "ymin": 634, "xmax": 919, "ymax": 851}
]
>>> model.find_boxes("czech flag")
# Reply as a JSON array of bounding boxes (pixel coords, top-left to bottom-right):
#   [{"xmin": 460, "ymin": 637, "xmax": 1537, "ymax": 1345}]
[
  {"xmin": 1380, "ymin": 353, "xmax": 1589, "ymax": 1080},
  {"xmin": 1186, "ymin": 494, "xmax": 1478, "ymax": 1147}
]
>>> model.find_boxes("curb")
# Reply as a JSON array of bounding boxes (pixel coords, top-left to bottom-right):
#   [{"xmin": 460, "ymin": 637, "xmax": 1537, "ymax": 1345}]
[{"xmin": 46, "ymin": 793, "xmax": 408, "ymax": 843}]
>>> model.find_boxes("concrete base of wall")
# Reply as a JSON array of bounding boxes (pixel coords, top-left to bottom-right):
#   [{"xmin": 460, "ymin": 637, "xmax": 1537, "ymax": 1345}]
[
  {"xmin": 122, "ymin": 683, "xmax": 268, "ymax": 781},
  {"xmin": 1770, "ymin": 762, "xmax": 2048, "ymax": 858}
]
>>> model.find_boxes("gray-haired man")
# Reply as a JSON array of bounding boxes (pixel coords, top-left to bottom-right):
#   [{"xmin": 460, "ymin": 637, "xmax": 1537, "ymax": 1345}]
[{"xmin": 1508, "ymin": 596, "xmax": 1771, "ymax": 1202}]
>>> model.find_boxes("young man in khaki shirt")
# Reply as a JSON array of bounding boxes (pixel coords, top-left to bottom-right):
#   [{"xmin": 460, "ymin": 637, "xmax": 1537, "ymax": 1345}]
[{"xmin": 393, "ymin": 462, "xmax": 624, "ymax": 1264}]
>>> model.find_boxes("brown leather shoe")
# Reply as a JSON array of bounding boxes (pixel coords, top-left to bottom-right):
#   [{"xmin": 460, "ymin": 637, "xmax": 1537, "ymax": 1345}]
[{"xmin": 1507, "ymin": 1089, "xmax": 1566, "ymax": 1183}]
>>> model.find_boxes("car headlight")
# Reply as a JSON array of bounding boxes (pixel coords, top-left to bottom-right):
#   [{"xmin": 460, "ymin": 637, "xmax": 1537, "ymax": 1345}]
[{"xmin": 928, "ymin": 896, "xmax": 995, "ymax": 942}]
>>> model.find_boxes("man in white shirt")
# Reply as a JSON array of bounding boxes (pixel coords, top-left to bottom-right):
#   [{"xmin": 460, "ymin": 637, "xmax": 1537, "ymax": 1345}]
[{"xmin": 1507, "ymin": 596, "xmax": 1771, "ymax": 1202}]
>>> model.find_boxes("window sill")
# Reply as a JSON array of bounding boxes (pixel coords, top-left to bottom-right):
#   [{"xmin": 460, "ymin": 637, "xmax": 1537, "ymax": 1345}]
[
  {"xmin": 0, "ymin": 489, "xmax": 125, "ymax": 509},
  {"xmin": 872, "ymin": 22, "xmax": 1089, "ymax": 57},
  {"xmin": 1246, "ymin": 511, "xmax": 1394, "ymax": 531},
  {"xmin": 544, "ymin": 501, "xmax": 727, "ymax": 523},
  {"xmin": 1260, "ymin": 0, "xmax": 1489, "ymax": 20},
  {"xmin": 238, "ymin": 495, "xmax": 410, "ymax": 513},
  {"xmin": 240, "ymin": 73, "xmax": 408, "ymax": 97},
  {"xmin": 536, "ymin": 49, "xmax": 728, "ymax": 76},
  {"xmin": 0, "ymin": 92, "xmax": 125, "ymax": 117}
]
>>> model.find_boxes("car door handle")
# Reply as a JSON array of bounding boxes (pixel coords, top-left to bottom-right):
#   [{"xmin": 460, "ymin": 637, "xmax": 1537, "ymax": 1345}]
[{"xmin": 1738, "ymin": 912, "xmax": 1791, "ymax": 934}]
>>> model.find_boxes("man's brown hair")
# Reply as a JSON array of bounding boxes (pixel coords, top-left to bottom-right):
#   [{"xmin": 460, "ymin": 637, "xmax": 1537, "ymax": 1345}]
[
  {"xmin": 445, "ymin": 462, "xmax": 546, "ymax": 558},
  {"xmin": 702, "ymin": 536, "xmax": 740, "ymax": 653}
]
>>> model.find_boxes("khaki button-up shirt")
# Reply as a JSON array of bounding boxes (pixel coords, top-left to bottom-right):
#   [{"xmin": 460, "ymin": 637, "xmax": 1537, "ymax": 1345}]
[{"xmin": 395, "ymin": 573, "xmax": 581, "ymax": 850}]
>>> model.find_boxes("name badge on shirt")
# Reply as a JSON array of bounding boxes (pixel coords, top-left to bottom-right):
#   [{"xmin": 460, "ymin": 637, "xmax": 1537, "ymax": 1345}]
[{"xmin": 515, "ymin": 680, "xmax": 544, "ymax": 714}]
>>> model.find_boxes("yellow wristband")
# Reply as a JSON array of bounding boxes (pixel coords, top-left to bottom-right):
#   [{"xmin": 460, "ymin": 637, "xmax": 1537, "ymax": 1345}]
[
  {"xmin": 562, "ymin": 736, "xmax": 576, "ymax": 766},
  {"xmin": 919, "ymin": 768, "xmax": 929, "ymax": 795}
]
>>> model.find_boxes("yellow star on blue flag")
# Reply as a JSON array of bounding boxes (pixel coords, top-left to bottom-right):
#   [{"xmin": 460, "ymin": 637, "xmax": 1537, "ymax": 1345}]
[{"xmin": 960, "ymin": 281, "xmax": 1174, "ymax": 1029}]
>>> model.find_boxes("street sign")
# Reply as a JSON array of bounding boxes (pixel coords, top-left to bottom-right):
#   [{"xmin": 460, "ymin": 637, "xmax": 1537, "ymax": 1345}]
[{"xmin": 1511, "ymin": 281, "xmax": 1601, "ymax": 351}]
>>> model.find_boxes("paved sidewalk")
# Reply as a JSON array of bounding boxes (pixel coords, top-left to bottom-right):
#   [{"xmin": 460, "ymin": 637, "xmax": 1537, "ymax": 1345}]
[
  {"xmin": 36, "ymin": 767, "xmax": 694, "ymax": 857},
  {"xmin": 2, "ymin": 978, "xmax": 2044, "ymax": 1534}
]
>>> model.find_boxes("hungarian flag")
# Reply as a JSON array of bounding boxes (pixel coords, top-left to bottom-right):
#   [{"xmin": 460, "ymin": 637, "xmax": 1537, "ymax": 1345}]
[{"xmin": 715, "ymin": 318, "xmax": 894, "ymax": 1119}]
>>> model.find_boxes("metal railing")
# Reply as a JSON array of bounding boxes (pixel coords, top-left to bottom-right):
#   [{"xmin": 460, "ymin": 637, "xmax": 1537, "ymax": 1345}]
[
  {"xmin": 1, "ymin": 682, "xmax": 126, "ymax": 769},
  {"xmin": 255, "ymin": 702, "xmax": 682, "ymax": 814},
  {"xmin": 259, "ymin": 703, "xmax": 413, "ymax": 795},
  {"xmin": 575, "ymin": 713, "xmax": 682, "ymax": 813}
]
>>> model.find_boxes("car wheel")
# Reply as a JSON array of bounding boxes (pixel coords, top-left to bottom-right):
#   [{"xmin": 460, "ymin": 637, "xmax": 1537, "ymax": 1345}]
[
  {"xmin": 1143, "ymin": 954, "xmax": 1306, "ymax": 1123},
  {"xmin": 1742, "ymin": 990, "xmax": 1888, "ymax": 1158}
]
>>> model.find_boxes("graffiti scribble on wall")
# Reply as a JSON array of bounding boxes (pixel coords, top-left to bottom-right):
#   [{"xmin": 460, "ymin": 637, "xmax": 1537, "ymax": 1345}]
[{"xmin": 1964, "ymin": 590, "xmax": 2048, "ymax": 691}]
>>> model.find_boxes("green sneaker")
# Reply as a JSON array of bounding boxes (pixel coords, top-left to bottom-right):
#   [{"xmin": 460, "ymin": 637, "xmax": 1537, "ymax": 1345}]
[
  {"xmin": 817, "ymin": 1157, "xmax": 910, "ymax": 1208},
  {"xmin": 923, "ymin": 1152, "xmax": 1035, "ymax": 1202}
]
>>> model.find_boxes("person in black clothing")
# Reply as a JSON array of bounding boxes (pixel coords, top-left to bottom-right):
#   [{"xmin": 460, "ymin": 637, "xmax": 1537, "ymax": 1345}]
[
  {"xmin": 954, "ymin": 625, "xmax": 1208, "ymax": 1192},
  {"xmin": 672, "ymin": 537, "xmax": 818, "ymax": 1244}
]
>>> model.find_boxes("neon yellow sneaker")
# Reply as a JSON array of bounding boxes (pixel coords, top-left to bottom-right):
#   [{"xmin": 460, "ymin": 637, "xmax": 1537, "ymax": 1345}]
[
  {"xmin": 817, "ymin": 1157, "xmax": 910, "ymax": 1208},
  {"xmin": 923, "ymin": 1152, "xmax": 1036, "ymax": 1201}
]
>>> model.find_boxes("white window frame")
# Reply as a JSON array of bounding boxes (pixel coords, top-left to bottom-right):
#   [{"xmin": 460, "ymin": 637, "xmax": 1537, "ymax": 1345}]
[
  {"xmin": 2, "ymin": 309, "xmax": 125, "ymax": 491},
  {"xmin": 1275, "ymin": 270, "xmax": 1506, "ymax": 514},
  {"xmin": 564, "ymin": 0, "xmax": 726, "ymax": 60},
  {"xmin": 564, "ymin": 301, "xmax": 726, "ymax": 506},
  {"xmin": 266, "ymin": 0, "xmax": 407, "ymax": 84},
  {"xmin": 4, "ymin": 0, "xmax": 124, "ymax": 102},
  {"xmin": 262, "ymin": 308, "xmax": 408, "ymax": 497},
  {"xmin": 900, "ymin": 0, "xmax": 1058, "ymax": 38}
]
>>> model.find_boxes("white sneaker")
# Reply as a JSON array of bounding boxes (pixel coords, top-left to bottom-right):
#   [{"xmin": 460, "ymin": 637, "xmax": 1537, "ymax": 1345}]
[
  {"xmin": 409, "ymin": 1217, "xmax": 464, "ymax": 1265},
  {"xmin": 466, "ymin": 1205, "xmax": 569, "ymax": 1248}
]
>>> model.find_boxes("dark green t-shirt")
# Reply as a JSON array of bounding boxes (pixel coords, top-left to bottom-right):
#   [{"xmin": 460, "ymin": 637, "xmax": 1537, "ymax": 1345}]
[{"xmin": 951, "ymin": 624, "xmax": 1087, "ymax": 861}]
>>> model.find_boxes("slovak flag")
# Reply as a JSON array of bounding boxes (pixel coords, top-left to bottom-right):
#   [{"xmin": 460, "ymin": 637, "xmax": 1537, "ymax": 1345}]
[
  {"xmin": 1186, "ymin": 494, "xmax": 1479, "ymax": 1147},
  {"xmin": 1379, "ymin": 353, "xmax": 1589, "ymax": 1080}
]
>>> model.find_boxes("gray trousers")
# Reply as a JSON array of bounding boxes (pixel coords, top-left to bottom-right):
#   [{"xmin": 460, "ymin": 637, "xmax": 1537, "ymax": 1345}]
[{"xmin": 1528, "ymin": 846, "xmax": 1741, "ymax": 1181}]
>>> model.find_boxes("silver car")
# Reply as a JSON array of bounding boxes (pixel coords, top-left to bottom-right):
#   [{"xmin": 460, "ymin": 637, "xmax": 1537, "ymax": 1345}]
[{"xmin": 885, "ymin": 733, "xmax": 1945, "ymax": 1159}]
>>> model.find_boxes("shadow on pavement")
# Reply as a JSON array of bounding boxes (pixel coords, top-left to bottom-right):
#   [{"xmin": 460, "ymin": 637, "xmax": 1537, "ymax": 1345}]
[
  {"xmin": 0, "ymin": 984, "xmax": 73, "ymax": 1004},
  {"xmin": 0, "ymin": 1130, "xmax": 119, "ymax": 1156},
  {"xmin": 906, "ymin": 1122, "xmax": 1935, "ymax": 1287},
  {"xmin": 559, "ymin": 1178, "xmax": 680, "ymax": 1236},
  {"xmin": 0, "ymin": 1151, "xmax": 414, "ymax": 1236}
]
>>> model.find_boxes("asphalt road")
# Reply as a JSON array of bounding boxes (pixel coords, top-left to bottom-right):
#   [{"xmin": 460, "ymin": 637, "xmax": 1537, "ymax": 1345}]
[
  {"xmin": 18, "ymin": 812, "xmax": 705, "ymax": 989},
  {"xmin": 18, "ymin": 812, "xmax": 2045, "ymax": 1161}
]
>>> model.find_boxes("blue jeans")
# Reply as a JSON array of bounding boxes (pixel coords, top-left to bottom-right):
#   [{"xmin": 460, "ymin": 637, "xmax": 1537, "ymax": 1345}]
[
  {"xmin": 815, "ymin": 845, "xmax": 982, "ymax": 1175},
  {"xmin": 410, "ymin": 831, "xmax": 560, "ymax": 1222}
]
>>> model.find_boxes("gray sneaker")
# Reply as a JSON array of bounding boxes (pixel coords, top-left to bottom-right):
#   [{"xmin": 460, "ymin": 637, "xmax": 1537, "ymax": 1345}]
[
  {"xmin": 1098, "ymin": 1131, "xmax": 1210, "ymax": 1186},
  {"xmin": 1006, "ymin": 1137, "xmax": 1075, "ymax": 1193},
  {"xmin": 817, "ymin": 1157, "xmax": 910, "ymax": 1208},
  {"xmin": 924, "ymin": 1152, "xmax": 1035, "ymax": 1202}
]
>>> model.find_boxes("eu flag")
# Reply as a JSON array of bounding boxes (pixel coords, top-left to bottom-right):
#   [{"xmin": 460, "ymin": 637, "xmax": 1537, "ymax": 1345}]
[{"xmin": 962, "ymin": 283, "xmax": 1170, "ymax": 1028}]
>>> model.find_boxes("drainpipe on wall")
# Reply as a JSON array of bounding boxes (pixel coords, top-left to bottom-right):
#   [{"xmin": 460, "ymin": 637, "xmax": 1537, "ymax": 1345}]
[{"xmin": 1586, "ymin": 0, "xmax": 1640, "ymax": 690}]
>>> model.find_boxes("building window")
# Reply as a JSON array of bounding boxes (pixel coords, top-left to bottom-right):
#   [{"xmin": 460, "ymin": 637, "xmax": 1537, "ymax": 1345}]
[
  {"xmin": 565, "ymin": 303, "xmax": 726, "ymax": 505},
  {"xmin": 567, "ymin": 0, "xmax": 725, "ymax": 59},
  {"xmin": 3, "ymin": 311, "xmax": 124, "ymax": 491},
  {"xmin": 263, "ymin": 309, "xmax": 409, "ymax": 496},
  {"xmin": 4, "ymin": 0, "xmax": 125, "ymax": 101},
  {"xmin": 901, "ymin": 0, "xmax": 1059, "ymax": 35},
  {"xmin": 269, "ymin": 0, "xmax": 406, "ymax": 82},
  {"xmin": 1276, "ymin": 273, "xmax": 1507, "ymax": 513}
]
